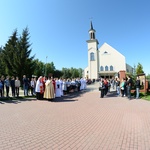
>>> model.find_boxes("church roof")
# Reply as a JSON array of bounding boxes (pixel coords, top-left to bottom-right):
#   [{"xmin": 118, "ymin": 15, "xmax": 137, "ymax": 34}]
[
  {"xmin": 89, "ymin": 21, "xmax": 96, "ymax": 32},
  {"xmin": 90, "ymin": 21, "xmax": 93, "ymax": 30}
]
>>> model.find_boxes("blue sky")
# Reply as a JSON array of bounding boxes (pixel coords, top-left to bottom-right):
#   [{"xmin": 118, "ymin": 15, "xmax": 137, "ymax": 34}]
[{"xmin": 0, "ymin": 0, "xmax": 150, "ymax": 75}]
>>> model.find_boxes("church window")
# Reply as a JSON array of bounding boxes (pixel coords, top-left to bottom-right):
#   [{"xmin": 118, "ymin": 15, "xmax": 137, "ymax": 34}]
[
  {"xmin": 100, "ymin": 66, "xmax": 104, "ymax": 71},
  {"xmin": 90, "ymin": 52, "xmax": 95, "ymax": 61},
  {"xmin": 104, "ymin": 51, "xmax": 108, "ymax": 54},
  {"xmin": 90, "ymin": 32, "xmax": 95, "ymax": 39},
  {"xmin": 92, "ymin": 33, "xmax": 95, "ymax": 39},
  {"xmin": 105, "ymin": 66, "xmax": 108, "ymax": 71},
  {"xmin": 110, "ymin": 65, "xmax": 113, "ymax": 71}
]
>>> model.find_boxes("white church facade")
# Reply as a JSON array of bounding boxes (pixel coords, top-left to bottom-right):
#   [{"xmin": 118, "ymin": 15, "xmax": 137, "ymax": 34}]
[{"xmin": 84, "ymin": 22, "xmax": 133, "ymax": 80}]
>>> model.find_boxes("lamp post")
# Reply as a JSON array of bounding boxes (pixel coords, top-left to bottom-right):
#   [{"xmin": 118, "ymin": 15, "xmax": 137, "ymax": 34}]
[{"xmin": 45, "ymin": 56, "xmax": 48, "ymax": 76}]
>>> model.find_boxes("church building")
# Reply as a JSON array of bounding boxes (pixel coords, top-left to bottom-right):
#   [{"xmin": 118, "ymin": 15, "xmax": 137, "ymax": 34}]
[{"xmin": 84, "ymin": 22, "xmax": 133, "ymax": 80}]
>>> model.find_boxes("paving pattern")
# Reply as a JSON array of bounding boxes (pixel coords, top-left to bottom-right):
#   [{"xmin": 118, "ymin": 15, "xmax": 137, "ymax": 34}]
[{"xmin": 0, "ymin": 83, "xmax": 150, "ymax": 150}]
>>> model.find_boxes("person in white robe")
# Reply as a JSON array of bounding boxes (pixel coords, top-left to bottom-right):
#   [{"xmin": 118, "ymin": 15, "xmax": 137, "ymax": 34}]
[
  {"xmin": 44, "ymin": 77, "xmax": 55, "ymax": 100},
  {"xmin": 62, "ymin": 79, "xmax": 67, "ymax": 95},
  {"xmin": 83, "ymin": 78, "xmax": 87, "ymax": 90},
  {"xmin": 59, "ymin": 78, "xmax": 63, "ymax": 96},
  {"xmin": 35, "ymin": 76, "xmax": 43, "ymax": 100},
  {"xmin": 80, "ymin": 78, "xmax": 84, "ymax": 90},
  {"xmin": 55, "ymin": 79, "xmax": 61, "ymax": 97}
]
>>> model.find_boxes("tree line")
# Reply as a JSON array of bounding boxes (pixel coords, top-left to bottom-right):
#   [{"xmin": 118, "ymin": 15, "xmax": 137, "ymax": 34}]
[
  {"xmin": 0, "ymin": 27, "xmax": 83, "ymax": 82},
  {"xmin": 0, "ymin": 27, "xmax": 149, "ymax": 82}
]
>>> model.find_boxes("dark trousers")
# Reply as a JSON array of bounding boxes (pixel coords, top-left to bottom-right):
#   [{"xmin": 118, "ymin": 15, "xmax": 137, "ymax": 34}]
[
  {"xmin": 100, "ymin": 89, "xmax": 105, "ymax": 98},
  {"xmin": 11, "ymin": 86, "xmax": 15, "ymax": 97},
  {"xmin": 0, "ymin": 89, "xmax": 2, "ymax": 97},
  {"xmin": 127, "ymin": 86, "xmax": 131, "ymax": 99},
  {"xmin": 36, "ymin": 92, "xmax": 43, "ymax": 100},
  {"xmin": 67, "ymin": 86, "xmax": 70, "ymax": 93},
  {"xmin": 124, "ymin": 87, "xmax": 127, "ymax": 96},
  {"xmin": 30, "ymin": 87, "xmax": 34, "ymax": 96},
  {"xmin": 78, "ymin": 86, "xmax": 80, "ymax": 91},
  {"xmin": 121, "ymin": 89, "xmax": 124, "ymax": 97},
  {"xmin": 6, "ymin": 86, "xmax": 9, "ymax": 97},
  {"xmin": 23, "ymin": 85, "xmax": 28, "ymax": 96},
  {"xmin": 15, "ymin": 87, "xmax": 19, "ymax": 97},
  {"xmin": 2, "ymin": 86, "xmax": 4, "ymax": 97},
  {"xmin": 104, "ymin": 87, "xmax": 108, "ymax": 95}
]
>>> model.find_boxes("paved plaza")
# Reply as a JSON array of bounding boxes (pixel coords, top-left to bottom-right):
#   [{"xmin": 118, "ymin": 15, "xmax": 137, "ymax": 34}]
[{"xmin": 0, "ymin": 83, "xmax": 150, "ymax": 150}]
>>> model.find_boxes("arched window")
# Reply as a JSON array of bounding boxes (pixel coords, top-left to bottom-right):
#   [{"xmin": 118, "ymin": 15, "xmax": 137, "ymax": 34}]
[
  {"xmin": 110, "ymin": 65, "xmax": 113, "ymax": 71},
  {"xmin": 100, "ymin": 66, "xmax": 104, "ymax": 71},
  {"xmin": 90, "ymin": 52, "xmax": 94, "ymax": 61},
  {"xmin": 105, "ymin": 66, "xmax": 108, "ymax": 71}
]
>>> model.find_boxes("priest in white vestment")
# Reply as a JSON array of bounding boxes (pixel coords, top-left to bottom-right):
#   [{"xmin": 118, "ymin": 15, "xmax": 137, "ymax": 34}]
[{"xmin": 44, "ymin": 77, "xmax": 55, "ymax": 100}]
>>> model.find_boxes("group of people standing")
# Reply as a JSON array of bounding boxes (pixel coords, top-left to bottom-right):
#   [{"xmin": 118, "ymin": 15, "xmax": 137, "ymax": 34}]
[
  {"xmin": 99, "ymin": 76, "xmax": 141, "ymax": 100},
  {"xmin": 0, "ymin": 75, "xmax": 37, "ymax": 98},
  {"xmin": 35, "ymin": 76, "xmax": 87, "ymax": 100},
  {"xmin": 0, "ymin": 75, "xmax": 21, "ymax": 97},
  {"xmin": 0, "ymin": 75, "xmax": 87, "ymax": 100}
]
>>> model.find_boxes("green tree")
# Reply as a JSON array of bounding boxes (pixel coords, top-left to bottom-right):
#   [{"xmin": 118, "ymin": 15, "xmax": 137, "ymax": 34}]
[
  {"xmin": 136, "ymin": 63, "xmax": 144, "ymax": 75},
  {"xmin": 61, "ymin": 67, "xmax": 83, "ymax": 79},
  {"xmin": 62, "ymin": 68, "xmax": 71, "ymax": 79},
  {"xmin": 146, "ymin": 74, "xmax": 150, "ymax": 81},
  {"xmin": 53, "ymin": 69, "xmax": 63, "ymax": 78},
  {"xmin": 18, "ymin": 27, "xmax": 35, "ymax": 79},
  {"xmin": 45, "ymin": 62, "xmax": 56, "ymax": 77},
  {"xmin": 2, "ymin": 29, "xmax": 18, "ymax": 76},
  {"xmin": 78, "ymin": 68, "xmax": 83, "ymax": 78},
  {"xmin": 2, "ymin": 27, "xmax": 35, "ymax": 82},
  {"xmin": 32, "ymin": 59, "xmax": 45, "ymax": 77},
  {"xmin": 0, "ymin": 47, "xmax": 6, "ymax": 76}
]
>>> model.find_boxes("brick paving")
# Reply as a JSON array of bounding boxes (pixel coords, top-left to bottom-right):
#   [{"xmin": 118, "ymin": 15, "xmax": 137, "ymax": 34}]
[{"xmin": 0, "ymin": 83, "xmax": 150, "ymax": 150}]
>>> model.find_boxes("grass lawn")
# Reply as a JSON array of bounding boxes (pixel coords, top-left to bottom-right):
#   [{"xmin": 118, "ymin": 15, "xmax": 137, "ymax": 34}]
[
  {"xmin": 142, "ymin": 96, "xmax": 150, "ymax": 101},
  {"xmin": 140, "ymin": 92, "xmax": 150, "ymax": 101}
]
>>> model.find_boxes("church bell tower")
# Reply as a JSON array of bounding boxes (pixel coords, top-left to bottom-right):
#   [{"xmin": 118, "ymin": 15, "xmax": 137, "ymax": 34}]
[{"xmin": 86, "ymin": 21, "xmax": 99, "ymax": 79}]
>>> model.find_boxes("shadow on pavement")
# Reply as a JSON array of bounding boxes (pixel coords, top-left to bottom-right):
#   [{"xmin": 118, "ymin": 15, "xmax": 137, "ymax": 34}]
[
  {"xmin": 0, "ymin": 83, "xmax": 104, "ymax": 104},
  {"xmin": 0, "ymin": 96, "xmax": 37, "ymax": 104},
  {"xmin": 105, "ymin": 91, "xmax": 118, "ymax": 98},
  {"xmin": 0, "ymin": 90, "xmax": 88, "ymax": 104},
  {"xmin": 46, "ymin": 90, "xmax": 88, "ymax": 103}
]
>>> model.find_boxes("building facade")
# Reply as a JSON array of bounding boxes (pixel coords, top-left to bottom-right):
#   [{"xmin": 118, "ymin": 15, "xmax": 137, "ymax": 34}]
[{"xmin": 84, "ymin": 22, "xmax": 133, "ymax": 80}]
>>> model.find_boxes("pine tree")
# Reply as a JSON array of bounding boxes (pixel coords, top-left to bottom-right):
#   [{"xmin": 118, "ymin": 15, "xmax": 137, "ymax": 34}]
[
  {"xmin": 17, "ymin": 27, "xmax": 35, "ymax": 80},
  {"xmin": 136, "ymin": 63, "xmax": 144, "ymax": 75},
  {"xmin": 2, "ymin": 27, "xmax": 35, "ymax": 82},
  {"xmin": 2, "ymin": 29, "xmax": 18, "ymax": 76},
  {"xmin": 0, "ymin": 46, "xmax": 6, "ymax": 76}
]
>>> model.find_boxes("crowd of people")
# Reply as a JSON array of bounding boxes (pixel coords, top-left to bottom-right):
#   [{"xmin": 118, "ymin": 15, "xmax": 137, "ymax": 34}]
[
  {"xmin": 0, "ymin": 75, "xmax": 21, "ymax": 98},
  {"xmin": 99, "ymin": 76, "xmax": 141, "ymax": 100},
  {"xmin": 0, "ymin": 74, "xmax": 142, "ymax": 101},
  {"xmin": 0, "ymin": 75, "xmax": 87, "ymax": 100},
  {"xmin": 34, "ymin": 76, "xmax": 87, "ymax": 100}
]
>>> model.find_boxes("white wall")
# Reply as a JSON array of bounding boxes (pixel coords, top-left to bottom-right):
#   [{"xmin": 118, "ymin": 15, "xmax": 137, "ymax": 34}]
[
  {"xmin": 87, "ymin": 40, "xmax": 99, "ymax": 79},
  {"xmin": 98, "ymin": 43, "xmax": 126, "ymax": 72}
]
